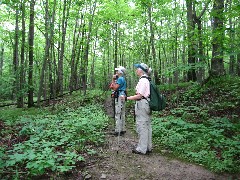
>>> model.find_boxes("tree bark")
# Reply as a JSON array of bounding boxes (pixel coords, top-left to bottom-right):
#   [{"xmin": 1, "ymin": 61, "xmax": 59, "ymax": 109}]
[
  {"xmin": 237, "ymin": 53, "xmax": 240, "ymax": 76},
  {"xmin": 147, "ymin": 4, "xmax": 160, "ymax": 85},
  {"xmin": 90, "ymin": 33, "xmax": 98, "ymax": 89},
  {"xmin": 194, "ymin": 0, "xmax": 211, "ymax": 82},
  {"xmin": 211, "ymin": 0, "xmax": 225, "ymax": 77},
  {"xmin": 0, "ymin": 46, "xmax": 3, "ymax": 76},
  {"xmin": 37, "ymin": 0, "xmax": 51, "ymax": 106},
  {"xmin": 82, "ymin": 0, "xmax": 97, "ymax": 95},
  {"xmin": 18, "ymin": 0, "xmax": 26, "ymax": 107},
  {"xmin": 186, "ymin": 0, "xmax": 197, "ymax": 82},
  {"xmin": 227, "ymin": 0, "xmax": 235, "ymax": 75},
  {"xmin": 114, "ymin": 22, "xmax": 118, "ymax": 70},
  {"xmin": 57, "ymin": 0, "xmax": 71, "ymax": 96},
  {"xmin": 13, "ymin": 5, "xmax": 20, "ymax": 107},
  {"xmin": 69, "ymin": 14, "xmax": 80, "ymax": 94},
  {"xmin": 48, "ymin": 0, "xmax": 57, "ymax": 100},
  {"xmin": 237, "ymin": 16, "xmax": 240, "ymax": 76},
  {"xmin": 28, "ymin": 0, "xmax": 35, "ymax": 108}
]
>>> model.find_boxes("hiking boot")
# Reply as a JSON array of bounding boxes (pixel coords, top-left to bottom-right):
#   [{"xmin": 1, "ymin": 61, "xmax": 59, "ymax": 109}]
[
  {"xmin": 132, "ymin": 149, "xmax": 145, "ymax": 155},
  {"xmin": 146, "ymin": 150, "xmax": 152, "ymax": 154},
  {"xmin": 111, "ymin": 131, "xmax": 124, "ymax": 136},
  {"xmin": 120, "ymin": 131, "xmax": 126, "ymax": 135}
]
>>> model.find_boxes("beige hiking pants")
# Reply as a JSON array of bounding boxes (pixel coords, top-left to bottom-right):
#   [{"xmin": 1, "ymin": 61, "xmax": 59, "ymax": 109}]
[
  {"xmin": 115, "ymin": 97, "xmax": 126, "ymax": 133},
  {"xmin": 135, "ymin": 99, "xmax": 152, "ymax": 154}
]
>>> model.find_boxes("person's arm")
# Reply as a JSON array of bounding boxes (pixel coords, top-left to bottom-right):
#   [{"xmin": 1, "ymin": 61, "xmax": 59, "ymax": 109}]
[{"xmin": 127, "ymin": 93, "xmax": 142, "ymax": 101}]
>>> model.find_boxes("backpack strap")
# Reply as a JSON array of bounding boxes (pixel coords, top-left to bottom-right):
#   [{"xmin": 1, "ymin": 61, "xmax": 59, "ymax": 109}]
[{"xmin": 140, "ymin": 76, "xmax": 150, "ymax": 81}]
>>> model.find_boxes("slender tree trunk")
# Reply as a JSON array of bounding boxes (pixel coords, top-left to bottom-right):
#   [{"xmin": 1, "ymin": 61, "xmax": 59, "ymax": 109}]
[
  {"xmin": 237, "ymin": 16, "xmax": 240, "ymax": 76},
  {"xmin": 196, "ymin": 19, "xmax": 205, "ymax": 82},
  {"xmin": 194, "ymin": 0, "xmax": 210, "ymax": 81},
  {"xmin": 57, "ymin": 0, "xmax": 71, "ymax": 96},
  {"xmin": 147, "ymin": 4, "xmax": 159, "ymax": 84},
  {"xmin": 82, "ymin": 0, "xmax": 97, "ymax": 95},
  {"xmin": 90, "ymin": 33, "xmax": 97, "ymax": 89},
  {"xmin": 78, "ymin": 22, "xmax": 86, "ymax": 90},
  {"xmin": 19, "ymin": 0, "xmax": 26, "ymax": 107},
  {"xmin": 69, "ymin": 15, "xmax": 80, "ymax": 94},
  {"xmin": 211, "ymin": 0, "xmax": 225, "ymax": 77},
  {"xmin": 50, "ymin": 45, "xmax": 57, "ymax": 99},
  {"xmin": 28, "ymin": 0, "xmax": 35, "ymax": 108},
  {"xmin": 173, "ymin": 28, "xmax": 179, "ymax": 84},
  {"xmin": 37, "ymin": 0, "xmax": 50, "ymax": 106},
  {"xmin": 0, "ymin": 46, "xmax": 3, "ymax": 76},
  {"xmin": 181, "ymin": 4, "xmax": 187, "ymax": 82},
  {"xmin": 13, "ymin": 5, "xmax": 20, "ymax": 106},
  {"xmin": 237, "ymin": 53, "xmax": 240, "ymax": 76},
  {"xmin": 74, "ymin": 15, "xmax": 84, "ymax": 90},
  {"xmin": 227, "ymin": 0, "xmax": 235, "ymax": 75},
  {"xmin": 114, "ymin": 22, "xmax": 118, "ymax": 70},
  {"xmin": 173, "ymin": 0, "xmax": 179, "ymax": 84},
  {"xmin": 48, "ymin": 0, "xmax": 56, "ymax": 100},
  {"xmin": 186, "ymin": 0, "xmax": 197, "ymax": 82}
]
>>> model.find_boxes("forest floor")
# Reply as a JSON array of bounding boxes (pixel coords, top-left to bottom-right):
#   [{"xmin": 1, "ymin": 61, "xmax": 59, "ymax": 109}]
[{"xmin": 78, "ymin": 97, "xmax": 235, "ymax": 180}]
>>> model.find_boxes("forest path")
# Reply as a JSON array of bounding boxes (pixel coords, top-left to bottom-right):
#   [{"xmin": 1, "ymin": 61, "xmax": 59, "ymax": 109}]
[{"xmin": 83, "ymin": 97, "xmax": 231, "ymax": 180}]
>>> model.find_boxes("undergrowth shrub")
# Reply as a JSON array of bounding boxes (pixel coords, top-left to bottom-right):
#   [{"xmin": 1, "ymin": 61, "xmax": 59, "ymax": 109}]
[
  {"xmin": 152, "ymin": 116, "xmax": 240, "ymax": 173},
  {"xmin": 0, "ymin": 104, "xmax": 109, "ymax": 179}
]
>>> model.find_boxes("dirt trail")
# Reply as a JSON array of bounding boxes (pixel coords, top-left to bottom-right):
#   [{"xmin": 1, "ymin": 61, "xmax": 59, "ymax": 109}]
[{"xmin": 83, "ymin": 98, "xmax": 234, "ymax": 180}]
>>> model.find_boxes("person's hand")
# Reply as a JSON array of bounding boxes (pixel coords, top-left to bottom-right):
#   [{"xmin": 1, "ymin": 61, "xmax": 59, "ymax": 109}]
[
  {"xmin": 112, "ymin": 74, "xmax": 118, "ymax": 80},
  {"xmin": 120, "ymin": 95, "xmax": 125, "ymax": 101}
]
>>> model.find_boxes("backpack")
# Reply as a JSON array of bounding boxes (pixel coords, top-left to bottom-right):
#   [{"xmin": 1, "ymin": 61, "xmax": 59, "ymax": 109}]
[{"xmin": 141, "ymin": 76, "xmax": 166, "ymax": 111}]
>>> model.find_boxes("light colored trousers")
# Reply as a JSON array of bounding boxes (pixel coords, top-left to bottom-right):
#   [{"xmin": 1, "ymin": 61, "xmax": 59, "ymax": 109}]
[
  {"xmin": 135, "ymin": 99, "xmax": 152, "ymax": 154},
  {"xmin": 115, "ymin": 97, "xmax": 126, "ymax": 133}
]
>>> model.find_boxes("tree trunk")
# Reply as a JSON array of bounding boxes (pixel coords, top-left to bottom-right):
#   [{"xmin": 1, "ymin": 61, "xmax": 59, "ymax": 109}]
[
  {"xmin": 196, "ymin": 19, "xmax": 205, "ymax": 82},
  {"xmin": 147, "ymin": 4, "xmax": 160, "ymax": 84},
  {"xmin": 194, "ymin": 0, "xmax": 210, "ymax": 82},
  {"xmin": 13, "ymin": 5, "xmax": 20, "ymax": 107},
  {"xmin": 37, "ymin": 0, "xmax": 50, "ymax": 106},
  {"xmin": 18, "ymin": 0, "xmax": 26, "ymax": 107},
  {"xmin": 19, "ymin": 0, "xmax": 26, "ymax": 107},
  {"xmin": 0, "ymin": 46, "xmax": 3, "ymax": 76},
  {"xmin": 227, "ymin": 0, "xmax": 235, "ymax": 75},
  {"xmin": 48, "ymin": 0, "xmax": 56, "ymax": 100},
  {"xmin": 237, "ymin": 16, "xmax": 240, "ymax": 76},
  {"xmin": 90, "ymin": 34, "xmax": 97, "ymax": 89},
  {"xmin": 50, "ymin": 45, "xmax": 57, "ymax": 99},
  {"xmin": 211, "ymin": 0, "xmax": 225, "ymax": 77},
  {"xmin": 57, "ymin": 0, "xmax": 71, "ymax": 96},
  {"xmin": 114, "ymin": 22, "xmax": 118, "ymax": 70},
  {"xmin": 28, "ymin": 0, "xmax": 35, "ymax": 108},
  {"xmin": 186, "ymin": 0, "xmax": 197, "ymax": 82},
  {"xmin": 69, "ymin": 15, "xmax": 80, "ymax": 94},
  {"xmin": 82, "ymin": 0, "xmax": 97, "ymax": 95},
  {"xmin": 78, "ymin": 22, "xmax": 86, "ymax": 90},
  {"xmin": 173, "ymin": 0, "xmax": 179, "ymax": 84},
  {"xmin": 237, "ymin": 53, "xmax": 240, "ymax": 76}
]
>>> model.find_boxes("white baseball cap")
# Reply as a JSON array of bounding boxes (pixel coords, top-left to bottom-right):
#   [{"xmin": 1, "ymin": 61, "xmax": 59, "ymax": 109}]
[{"xmin": 115, "ymin": 66, "xmax": 126, "ymax": 74}]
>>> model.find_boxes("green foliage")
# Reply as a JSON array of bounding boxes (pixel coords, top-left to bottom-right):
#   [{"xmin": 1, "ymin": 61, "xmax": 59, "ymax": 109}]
[
  {"xmin": 0, "ymin": 107, "xmax": 45, "ymax": 124},
  {"xmin": 160, "ymin": 82, "xmax": 192, "ymax": 91},
  {"xmin": 152, "ymin": 116, "xmax": 240, "ymax": 172},
  {"xmin": 0, "ymin": 92, "xmax": 109, "ymax": 179},
  {"xmin": 153, "ymin": 76, "xmax": 240, "ymax": 173},
  {"xmin": 0, "ymin": 76, "xmax": 15, "ymax": 100}
]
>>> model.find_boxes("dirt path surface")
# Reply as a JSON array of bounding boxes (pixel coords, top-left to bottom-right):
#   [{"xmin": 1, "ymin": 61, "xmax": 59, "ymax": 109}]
[{"xmin": 83, "ymin": 98, "xmax": 234, "ymax": 180}]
